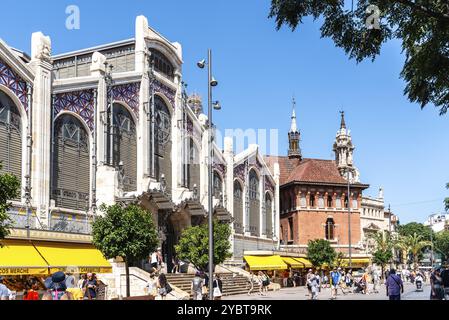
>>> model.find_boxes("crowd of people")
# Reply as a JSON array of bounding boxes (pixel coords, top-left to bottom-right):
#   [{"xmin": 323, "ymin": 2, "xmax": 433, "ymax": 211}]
[{"xmin": 0, "ymin": 272, "xmax": 108, "ymax": 300}]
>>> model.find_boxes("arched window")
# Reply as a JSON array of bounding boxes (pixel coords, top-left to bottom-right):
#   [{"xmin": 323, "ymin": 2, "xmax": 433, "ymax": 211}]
[
  {"xmin": 327, "ymin": 195, "xmax": 333, "ymax": 208},
  {"xmin": 309, "ymin": 194, "xmax": 315, "ymax": 207},
  {"xmin": 112, "ymin": 104, "xmax": 137, "ymax": 192},
  {"xmin": 213, "ymin": 171, "xmax": 223, "ymax": 202},
  {"xmin": 51, "ymin": 114, "xmax": 89, "ymax": 210},
  {"xmin": 149, "ymin": 49, "xmax": 174, "ymax": 81},
  {"xmin": 233, "ymin": 180, "xmax": 243, "ymax": 234},
  {"xmin": 265, "ymin": 193, "xmax": 273, "ymax": 237},
  {"xmin": 325, "ymin": 218, "xmax": 335, "ymax": 240},
  {"xmin": 248, "ymin": 169, "xmax": 260, "ymax": 236},
  {"xmin": 0, "ymin": 90, "xmax": 22, "ymax": 199},
  {"xmin": 154, "ymin": 96, "xmax": 172, "ymax": 192},
  {"xmin": 344, "ymin": 196, "xmax": 349, "ymax": 208}
]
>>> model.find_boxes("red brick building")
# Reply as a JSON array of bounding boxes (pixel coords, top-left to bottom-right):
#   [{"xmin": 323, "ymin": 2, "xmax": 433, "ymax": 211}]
[{"xmin": 265, "ymin": 103, "xmax": 369, "ymax": 254}]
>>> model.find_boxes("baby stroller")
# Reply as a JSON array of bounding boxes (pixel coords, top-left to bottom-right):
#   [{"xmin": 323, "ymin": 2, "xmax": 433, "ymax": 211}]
[{"xmin": 353, "ymin": 279, "xmax": 365, "ymax": 293}]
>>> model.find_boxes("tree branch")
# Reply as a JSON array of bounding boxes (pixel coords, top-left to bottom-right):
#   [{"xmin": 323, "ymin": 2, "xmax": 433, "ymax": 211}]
[{"xmin": 396, "ymin": 0, "xmax": 449, "ymax": 22}]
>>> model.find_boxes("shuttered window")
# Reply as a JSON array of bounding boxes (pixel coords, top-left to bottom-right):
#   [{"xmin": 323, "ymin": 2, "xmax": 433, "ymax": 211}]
[
  {"xmin": 213, "ymin": 171, "xmax": 223, "ymax": 202},
  {"xmin": 154, "ymin": 96, "xmax": 171, "ymax": 193},
  {"xmin": 187, "ymin": 138, "xmax": 200, "ymax": 195},
  {"xmin": 265, "ymin": 193, "xmax": 272, "ymax": 237},
  {"xmin": 51, "ymin": 114, "xmax": 90, "ymax": 210},
  {"xmin": 249, "ymin": 169, "xmax": 260, "ymax": 236},
  {"xmin": 0, "ymin": 91, "xmax": 22, "ymax": 200},
  {"xmin": 233, "ymin": 180, "xmax": 243, "ymax": 234},
  {"xmin": 112, "ymin": 104, "xmax": 137, "ymax": 192}
]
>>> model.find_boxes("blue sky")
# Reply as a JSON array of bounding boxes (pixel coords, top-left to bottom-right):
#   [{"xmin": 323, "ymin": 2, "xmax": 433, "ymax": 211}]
[{"xmin": 1, "ymin": 0, "xmax": 448, "ymax": 223}]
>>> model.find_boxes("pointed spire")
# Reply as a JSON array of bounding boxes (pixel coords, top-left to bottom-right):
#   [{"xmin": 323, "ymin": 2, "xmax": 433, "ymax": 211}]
[
  {"xmin": 340, "ymin": 110, "xmax": 346, "ymax": 129},
  {"xmin": 290, "ymin": 97, "xmax": 297, "ymax": 133}
]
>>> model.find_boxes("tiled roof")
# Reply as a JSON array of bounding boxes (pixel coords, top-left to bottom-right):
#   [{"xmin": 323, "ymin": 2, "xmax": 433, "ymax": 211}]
[{"xmin": 264, "ymin": 156, "xmax": 367, "ymax": 187}]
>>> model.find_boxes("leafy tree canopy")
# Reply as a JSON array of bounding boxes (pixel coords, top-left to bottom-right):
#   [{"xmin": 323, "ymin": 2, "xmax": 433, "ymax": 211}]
[
  {"xmin": 307, "ymin": 239, "xmax": 337, "ymax": 268},
  {"xmin": 175, "ymin": 221, "xmax": 232, "ymax": 272},
  {"xmin": 435, "ymin": 230, "xmax": 449, "ymax": 261},
  {"xmin": 398, "ymin": 222, "xmax": 434, "ymax": 242},
  {"xmin": 0, "ymin": 163, "xmax": 21, "ymax": 244},
  {"xmin": 92, "ymin": 204, "xmax": 159, "ymax": 261},
  {"xmin": 269, "ymin": 0, "xmax": 449, "ymax": 114}
]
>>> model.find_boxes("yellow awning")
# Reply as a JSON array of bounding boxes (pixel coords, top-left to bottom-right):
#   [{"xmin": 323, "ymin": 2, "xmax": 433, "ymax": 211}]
[
  {"xmin": 340, "ymin": 258, "xmax": 370, "ymax": 267},
  {"xmin": 282, "ymin": 257, "xmax": 306, "ymax": 269},
  {"xmin": 0, "ymin": 240, "xmax": 48, "ymax": 275},
  {"xmin": 295, "ymin": 257, "xmax": 313, "ymax": 268},
  {"xmin": 33, "ymin": 242, "xmax": 112, "ymax": 274},
  {"xmin": 244, "ymin": 255, "xmax": 288, "ymax": 271}
]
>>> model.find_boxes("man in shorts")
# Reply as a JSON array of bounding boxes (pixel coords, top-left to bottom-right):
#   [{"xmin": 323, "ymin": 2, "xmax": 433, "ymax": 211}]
[{"xmin": 330, "ymin": 267, "xmax": 342, "ymax": 299}]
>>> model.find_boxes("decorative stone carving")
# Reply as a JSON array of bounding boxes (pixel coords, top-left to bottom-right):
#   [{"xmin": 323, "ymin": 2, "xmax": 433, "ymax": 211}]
[{"xmin": 31, "ymin": 32, "xmax": 52, "ymax": 63}]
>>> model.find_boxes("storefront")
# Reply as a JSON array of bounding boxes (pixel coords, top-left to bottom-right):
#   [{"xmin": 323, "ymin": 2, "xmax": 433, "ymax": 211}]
[{"xmin": 0, "ymin": 239, "xmax": 112, "ymax": 298}]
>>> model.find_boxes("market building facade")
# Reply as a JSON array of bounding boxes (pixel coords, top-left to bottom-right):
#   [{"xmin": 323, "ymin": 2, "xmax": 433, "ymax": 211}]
[{"xmin": 0, "ymin": 15, "xmax": 280, "ymax": 292}]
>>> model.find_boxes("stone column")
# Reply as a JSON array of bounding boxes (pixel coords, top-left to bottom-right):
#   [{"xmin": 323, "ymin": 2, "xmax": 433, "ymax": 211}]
[
  {"xmin": 223, "ymin": 137, "xmax": 234, "ymax": 256},
  {"xmin": 29, "ymin": 32, "xmax": 52, "ymax": 227},
  {"xmin": 91, "ymin": 52, "xmax": 119, "ymax": 207},
  {"xmin": 137, "ymin": 54, "xmax": 149, "ymax": 194},
  {"xmin": 171, "ymin": 71, "xmax": 183, "ymax": 196}
]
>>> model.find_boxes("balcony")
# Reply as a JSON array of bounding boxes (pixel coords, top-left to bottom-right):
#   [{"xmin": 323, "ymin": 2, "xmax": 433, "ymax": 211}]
[{"xmin": 8, "ymin": 208, "xmax": 92, "ymax": 236}]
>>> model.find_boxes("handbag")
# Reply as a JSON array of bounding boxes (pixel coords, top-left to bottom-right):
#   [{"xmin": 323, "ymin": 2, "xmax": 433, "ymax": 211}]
[
  {"xmin": 213, "ymin": 280, "xmax": 222, "ymax": 297},
  {"xmin": 165, "ymin": 283, "xmax": 173, "ymax": 294}
]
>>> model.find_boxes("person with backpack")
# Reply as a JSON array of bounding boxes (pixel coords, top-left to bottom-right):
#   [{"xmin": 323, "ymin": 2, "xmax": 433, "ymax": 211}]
[
  {"xmin": 330, "ymin": 267, "xmax": 341, "ymax": 299},
  {"xmin": 157, "ymin": 273, "xmax": 172, "ymax": 300},
  {"xmin": 385, "ymin": 269, "xmax": 404, "ymax": 300},
  {"xmin": 191, "ymin": 271, "xmax": 204, "ymax": 300},
  {"xmin": 261, "ymin": 271, "xmax": 270, "ymax": 294}
]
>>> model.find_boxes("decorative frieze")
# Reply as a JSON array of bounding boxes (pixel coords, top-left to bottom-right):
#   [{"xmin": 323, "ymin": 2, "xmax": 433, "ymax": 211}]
[
  {"xmin": 110, "ymin": 82, "xmax": 140, "ymax": 120},
  {"xmin": 53, "ymin": 89, "xmax": 95, "ymax": 131},
  {"xmin": 0, "ymin": 58, "xmax": 29, "ymax": 111}
]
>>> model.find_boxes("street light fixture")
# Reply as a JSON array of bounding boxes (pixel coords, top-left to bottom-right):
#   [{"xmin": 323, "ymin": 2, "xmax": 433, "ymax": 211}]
[
  {"xmin": 197, "ymin": 49, "xmax": 220, "ymax": 300},
  {"xmin": 213, "ymin": 101, "xmax": 221, "ymax": 110}
]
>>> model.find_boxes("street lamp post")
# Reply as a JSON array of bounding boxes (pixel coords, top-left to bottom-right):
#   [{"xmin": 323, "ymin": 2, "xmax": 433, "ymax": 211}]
[
  {"xmin": 197, "ymin": 49, "xmax": 220, "ymax": 300},
  {"xmin": 347, "ymin": 171, "xmax": 352, "ymax": 269}
]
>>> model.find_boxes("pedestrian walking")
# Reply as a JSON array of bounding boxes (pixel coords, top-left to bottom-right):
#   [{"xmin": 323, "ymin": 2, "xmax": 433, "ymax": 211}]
[
  {"xmin": 261, "ymin": 272, "xmax": 270, "ymax": 294},
  {"xmin": 308, "ymin": 271, "xmax": 320, "ymax": 300},
  {"xmin": 257, "ymin": 271, "xmax": 265, "ymax": 296},
  {"xmin": 385, "ymin": 269, "xmax": 404, "ymax": 300},
  {"xmin": 191, "ymin": 271, "xmax": 204, "ymax": 300},
  {"xmin": 0, "ymin": 276, "xmax": 10, "ymax": 300},
  {"xmin": 430, "ymin": 268, "xmax": 444, "ymax": 300},
  {"xmin": 306, "ymin": 269, "xmax": 314, "ymax": 296},
  {"xmin": 247, "ymin": 272, "xmax": 256, "ymax": 295},
  {"xmin": 330, "ymin": 267, "xmax": 343, "ymax": 299},
  {"xmin": 440, "ymin": 264, "xmax": 449, "ymax": 299},
  {"xmin": 361, "ymin": 269, "xmax": 369, "ymax": 294},
  {"xmin": 157, "ymin": 273, "xmax": 172, "ymax": 300},
  {"xmin": 213, "ymin": 274, "xmax": 223, "ymax": 300},
  {"xmin": 171, "ymin": 255, "xmax": 180, "ymax": 274},
  {"xmin": 372, "ymin": 268, "xmax": 380, "ymax": 293}
]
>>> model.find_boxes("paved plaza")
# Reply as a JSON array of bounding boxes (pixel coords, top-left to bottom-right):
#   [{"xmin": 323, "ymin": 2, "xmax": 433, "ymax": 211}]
[{"xmin": 223, "ymin": 282, "xmax": 431, "ymax": 300}]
